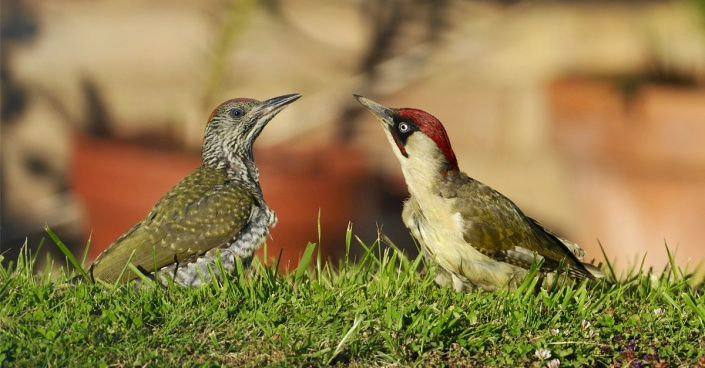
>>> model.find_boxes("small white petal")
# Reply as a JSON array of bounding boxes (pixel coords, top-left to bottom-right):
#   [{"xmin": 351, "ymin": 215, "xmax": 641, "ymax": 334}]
[{"xmin": 534, "ymin": 348, "xmax": 552, "ymax": 360}]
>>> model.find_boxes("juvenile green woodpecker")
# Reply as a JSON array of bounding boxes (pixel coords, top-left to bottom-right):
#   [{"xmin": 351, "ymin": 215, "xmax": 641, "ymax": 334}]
[
  {"xmin": 354, "ymin": 95, "xmax": 602, "ymax": 292},
  {"xmin": 89, "ymin": 94, "xmax": 301, "ymax": 287}
]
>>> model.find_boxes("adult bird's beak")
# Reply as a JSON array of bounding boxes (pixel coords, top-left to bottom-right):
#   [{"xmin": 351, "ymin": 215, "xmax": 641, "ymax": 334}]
[{"xmin": 353, "ymin": 94, "xmax": 396, "ymax": 128}]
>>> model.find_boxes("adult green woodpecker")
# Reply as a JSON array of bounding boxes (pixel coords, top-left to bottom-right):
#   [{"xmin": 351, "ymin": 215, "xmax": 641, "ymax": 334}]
[
  {"xmin": 89, "ymin": 93, "xmax": 301, "ymax": 287},
  {"xmin": 354, "ymin": 95, "xmax": 602, "ymax": 292}
]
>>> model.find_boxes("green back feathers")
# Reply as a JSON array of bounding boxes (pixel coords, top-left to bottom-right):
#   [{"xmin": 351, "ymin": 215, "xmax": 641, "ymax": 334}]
[{"xmin": 90, "ymin": 166, "xmax": 255, "ymax": 283}]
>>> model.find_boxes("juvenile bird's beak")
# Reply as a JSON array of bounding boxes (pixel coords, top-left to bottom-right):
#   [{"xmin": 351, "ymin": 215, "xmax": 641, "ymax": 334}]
[
  {"xmin": 254, "ymin": 93, "xmax": 301, "ymax": 121},
  {"xmin": 353, "ymin": 94, "xmax": 395, "ymax": 128},
  {"xmin": 247, "ymin": 93, "xmax": 301, "ymax": 140}
]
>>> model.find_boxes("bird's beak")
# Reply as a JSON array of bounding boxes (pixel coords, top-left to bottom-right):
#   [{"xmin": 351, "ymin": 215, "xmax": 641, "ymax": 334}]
[
  {"xmin": 353, "ymin": 94, "xmax": 395, "ymax": 128},
  {"xmin": 254, "ymin": 93, "xmax": 301, "ymax": 121},
  {"xmin": 247, "ymin": 93, "xmax": 301, "ymax": 141}
]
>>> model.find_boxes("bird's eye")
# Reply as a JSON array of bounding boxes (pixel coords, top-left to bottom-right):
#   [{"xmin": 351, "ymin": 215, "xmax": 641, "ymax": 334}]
[
  {"xmin": 229, "ymin": 108, "xmax": 244, "ymax": 118},
  {"xmin": 398, "ymin": 122, "xmax": 410, "ymax": 133}
]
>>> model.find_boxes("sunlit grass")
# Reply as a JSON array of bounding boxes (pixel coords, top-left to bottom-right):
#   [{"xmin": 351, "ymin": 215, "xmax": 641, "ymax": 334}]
[{"xmin": 0, "ymin": 225, "xmax": 703, "ymax": 367}]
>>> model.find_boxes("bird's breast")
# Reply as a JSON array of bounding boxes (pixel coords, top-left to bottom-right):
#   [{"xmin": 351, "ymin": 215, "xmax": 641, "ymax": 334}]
[
  {"xmin": 405, "ymin": 192, "xmax": 525, "ymax": 291},
  {"xmin": 405, "ymin": 193, "xmax": 473, "ymax": 263}
]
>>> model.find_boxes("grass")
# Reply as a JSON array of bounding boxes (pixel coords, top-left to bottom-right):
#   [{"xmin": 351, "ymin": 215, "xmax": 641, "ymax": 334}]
[{"xmin": 1, "ymin": 226, "xmax": 704, "ymax": 367}]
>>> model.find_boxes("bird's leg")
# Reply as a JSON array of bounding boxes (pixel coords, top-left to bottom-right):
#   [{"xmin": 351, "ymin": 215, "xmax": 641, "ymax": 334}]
[
  {"xmin": 172, "ymin": 254, "xmax": 179, "ymax": 280},
  {"xmin": 136, "ymin": 265, "xmax": 150, "ymax": 276},
  {"xmin": 451, "ymin": 274, "xmax": 467, "ymax": 292}
]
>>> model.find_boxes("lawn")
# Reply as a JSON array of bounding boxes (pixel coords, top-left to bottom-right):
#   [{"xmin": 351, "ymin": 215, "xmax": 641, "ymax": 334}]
[{"xmin": 1, "ymin": 227, "xmax": 704, "ymax": 367}]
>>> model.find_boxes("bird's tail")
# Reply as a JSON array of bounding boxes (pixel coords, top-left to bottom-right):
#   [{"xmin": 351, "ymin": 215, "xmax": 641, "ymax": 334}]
[
  {"xmin": 581, "ymin": 262, "xmax": 605, "ymax": 279},
  {"xmin": 556, "ymin": 235, "xmax": 605, "ymax": 279}
]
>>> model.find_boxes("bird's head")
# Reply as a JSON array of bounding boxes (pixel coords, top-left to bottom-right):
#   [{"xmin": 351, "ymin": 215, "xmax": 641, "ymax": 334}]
[
  {"xmin": 354, "ymin": 95, "xmax": 458, "ymax": 180},
  {"xmin": 202, "ymin": 93, "xmax": 301, "ymax": 166}
]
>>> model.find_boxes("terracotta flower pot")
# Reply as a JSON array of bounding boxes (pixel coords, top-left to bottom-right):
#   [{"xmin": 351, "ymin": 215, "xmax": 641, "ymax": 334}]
[{"xmin": 256, "ymin": 143, "xmax": 371, "ymax": 270}]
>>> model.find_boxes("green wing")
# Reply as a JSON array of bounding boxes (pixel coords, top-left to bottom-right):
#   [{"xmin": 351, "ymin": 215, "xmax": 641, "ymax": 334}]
[
  {"xmin": 90, "ymin": 166, "xmax": 255, "ymax": 283},
  {"xmin": 442, "ymin": 173, "xmax": 592, "ymax": 279}
]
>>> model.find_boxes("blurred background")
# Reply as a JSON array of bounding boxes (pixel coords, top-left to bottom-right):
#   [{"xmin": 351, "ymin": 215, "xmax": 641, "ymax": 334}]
[{"xmin": 2, "ymin": 0, "xmax": 704, "ymax": 276}]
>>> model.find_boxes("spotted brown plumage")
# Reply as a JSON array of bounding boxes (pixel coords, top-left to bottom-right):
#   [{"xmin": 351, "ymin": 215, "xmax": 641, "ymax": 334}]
[
  {"xmin": 89, "ymin": 94, "xmax": 300, "ymax": 287},
  {"xmin": 355, "ymin": 94, "xmax": 602, "ymax": 292}
]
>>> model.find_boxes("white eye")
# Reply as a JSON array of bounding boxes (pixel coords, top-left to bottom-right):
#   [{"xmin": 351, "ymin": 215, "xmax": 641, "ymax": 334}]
[{"xmin": 398, "ymin": 122, "xmax": 410, "ymax": 133}]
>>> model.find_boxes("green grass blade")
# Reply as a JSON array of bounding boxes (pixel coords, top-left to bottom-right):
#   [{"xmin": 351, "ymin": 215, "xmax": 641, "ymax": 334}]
[
  {"xmin": 597, "ymin": 239, "xmax": 617, "ymax": 282},
  {"xmin": 344, "ymin": 222, "xmax": 353, "ymax": 270},
  {"xmin": 44, "ymin": 225, "xmax": 90, "ymax": 281},
  {"xmin": 126, "ymin": 263, "xmax": 155, "ymax": 287},
  {"xmin": 111, "ymin": 249, "xmax": 138, "ymax": 290},
  {"xmin": 317, "ymin": 208, "xmax": 322, "ymax": 277},
  {"xmin": 81, "ymin": 231, "xmax": 92, "ymax": 268},
  {"xmin": 295, "ymin": 242, "xmax": 317, "ymax": 283},
  {"xmin": 327, "ymin": 314, "xmax": 364, "ymax": 365},
  {"xmin": 681, "ymin": 292, "xmax": 705, "ymax": 326}
]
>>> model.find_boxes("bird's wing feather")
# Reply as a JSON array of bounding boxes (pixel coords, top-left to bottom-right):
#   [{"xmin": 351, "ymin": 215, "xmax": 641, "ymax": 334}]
[
  {"xmin": 441, "ymin": 173, "xmax": 592, "ymax": 279},
  {"xmin": 90, "ymin": 167, "xmax": 255, "ymax": 283}
]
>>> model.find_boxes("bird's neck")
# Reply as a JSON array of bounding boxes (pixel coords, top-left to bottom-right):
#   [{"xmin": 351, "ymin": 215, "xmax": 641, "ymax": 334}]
[
  {"xmin": 399, "ymin": 158, "xmax": 447, "ymax": 199},
  {"xmin": 203, "ymin": 141, "xmax": 259, "ymax": 185}
]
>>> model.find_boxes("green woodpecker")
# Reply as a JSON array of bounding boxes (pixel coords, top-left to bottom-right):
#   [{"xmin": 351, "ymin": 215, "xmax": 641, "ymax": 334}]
[
  {"xmin": 89, "ymin": 94, "xmax": 301, "ymax": 287},
  {"xmin": 354, "ymin": 95, "xmax": 602, "ymax": 292}
]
